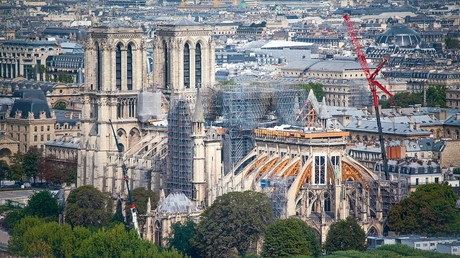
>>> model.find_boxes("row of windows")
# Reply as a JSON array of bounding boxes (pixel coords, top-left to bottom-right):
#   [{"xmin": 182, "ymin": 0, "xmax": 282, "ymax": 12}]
[{"xmin": 10, "ymin": 133, "xmax": 50, "ymax": 142}]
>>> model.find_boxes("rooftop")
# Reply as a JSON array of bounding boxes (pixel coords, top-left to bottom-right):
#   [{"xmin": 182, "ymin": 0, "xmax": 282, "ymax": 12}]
[{"xmin": 156, "ymin": 192, "xmax": 199, "ymax": 214}]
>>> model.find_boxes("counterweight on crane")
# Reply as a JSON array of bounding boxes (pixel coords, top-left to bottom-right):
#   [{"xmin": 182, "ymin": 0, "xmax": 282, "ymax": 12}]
[
  {"xmin": 343, "ymin": 13, "xmax": 393, "ymax": 180},
  {"xmin": 109, "ymin": 119, "xmax": 140, "ymax": 236}
]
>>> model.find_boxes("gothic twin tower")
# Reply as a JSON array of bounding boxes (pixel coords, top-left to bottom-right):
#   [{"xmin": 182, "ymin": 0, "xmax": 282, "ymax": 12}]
[{"xmin": 78, "ymin": 21, "xmax": 216, "ymax": 203}]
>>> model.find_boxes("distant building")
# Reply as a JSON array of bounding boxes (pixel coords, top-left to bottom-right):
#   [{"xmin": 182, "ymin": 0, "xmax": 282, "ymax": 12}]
[
  {"xmin": 0, "ymin": 40, "xmax": 62, "ymax": 80},
  {"xmin": 437, "ymin": 242, "xmax": 460, "ymax": 255},
  {"xmin": 4, "ymin": 89, "xmax": 56, "ymax": 153},
  {"xmin": 368, "ymin": 236, "xmax": 460, "ymax": 253},
  {"xmin": 374, "ymin": 159, "xmax": 443, "ymax": 191},
  {"xmin": 446, "ymin": 87, "xmax": 460, "ymax": 109}
]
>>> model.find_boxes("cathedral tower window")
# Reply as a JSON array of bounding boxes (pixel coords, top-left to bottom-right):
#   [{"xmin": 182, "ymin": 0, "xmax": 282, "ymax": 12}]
[
  {"xmin": 184, "ymin": 43, "xmax": 190, "ymax": 88},
  {"xmin": 163, "ymin": 41, "xmax": 169, "ymax": 88},
  {"xmin": 127, "ymin": 44, "xmax": 133, "ymax": 90},
  {"xmin": 195, "ymin": 43, "xmax": 201, "ymax": 88},
  {"xmin": 97, "ymin": 45, "xmax": 102, "ymax": 91},
  {"xmin": 128, "ymin": 98, "xmax": 135, "ymax": 118},
  {"xmin": 116, "ymin": 44, "xmax": 122, "ymax": 90},
  {"xmin": 117, "ymin": 102, "xmax": 123, "ymax": 118}
]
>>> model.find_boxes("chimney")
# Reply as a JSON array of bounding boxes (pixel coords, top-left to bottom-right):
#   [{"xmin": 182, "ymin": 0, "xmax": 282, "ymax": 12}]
[
  {"xmin": 456, "ymin": 112, "xmax": 460, "ymax": 121},
  {"xmin": 357, "ymin": 118, "xmax": 362, "ymax": 126}
]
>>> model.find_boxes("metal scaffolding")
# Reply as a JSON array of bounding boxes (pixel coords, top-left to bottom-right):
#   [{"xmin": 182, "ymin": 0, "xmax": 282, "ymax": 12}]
[
  {"xmin": 216, "ymin": 83, "xmax": 307, "ymax": 174},
  {"xmin": 373, "ymin": 179, "xmax": 409, "ymax": 218},
  {"xmin": 270, "ymin": 177, "xmax": 292, "ymax": 219},
  {"xmin": 166, "ymin": 96, "xmax": 194, "ymax": 198}
]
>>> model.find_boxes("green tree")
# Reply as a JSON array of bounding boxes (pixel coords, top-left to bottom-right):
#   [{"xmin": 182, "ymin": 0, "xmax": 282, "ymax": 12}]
[
  {"xmin": 9, "ymin": 152, "xmax": 24, "ymax": 183},
  {"xmin": 38, "ymin": 64, "xmax": 46, "ymax": 81},
  {"xmin": 20, "ymin": 222, "xmax": 75, "ymax": 257},
  {"xmin": 24, "ymin": 190, "xmax": 58, "ymax": 221},
  {"xmin": 380, "ymin": 85, "xmax": 447, "ymax": 108},
  {"xmin": 8, "ymin": 216, "xmax": 44, "ymax": 255},
  {"xmin": 125, "ymin": 187, "xmax": 158, "ymax": 230},
  {"xmin": 389, "ymin": 183, "xmax": 460, "ymax": 236},
  {"xmin": 0, "ymin": 160, "xmax": 11, "ymax": 186},
  {"xmin": 64, "ymin": 185, "xmax": 113, "ymax": 229},
  {"xmin": 324, "ymin": 217, "xmax": 367, "ymax": 253},
  {"xmin": 169, "ymin": 220, "xmax": 199, "ymax": 257},
  {"xmin": 262, "ymin": 217, "xmax": 320, "ymax": 258},
  {"xmin": 37, "ymin": 156, "xmax": 77, "ymax": 186},
  {"xmin": 299, "ymin": 82, "xmax": 325, "ymax": 100},
  {"xmin": 426, "ymin": 85, "xmax": 447, "ymax": 108},
  {"xmin": 3, "ymin": 209, "xmax": 26, "ymax": 232},
  {"xmin": 380, "ymin": 92, "xmax": 423, "ymax": 108},
  {"xmin": 23, "ymin": 148, "xmax": 39, "ymax": 183},
  {"xmin": 194, "ymin": 191, "xmax": 275, "ymax": 258},
  {"xmin": 77, "ymin": 224, "xmax": 183, "ymax": 258}
]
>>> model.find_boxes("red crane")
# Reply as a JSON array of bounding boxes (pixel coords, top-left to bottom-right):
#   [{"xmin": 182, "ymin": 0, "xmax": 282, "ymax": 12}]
[{"xmin": 343, "ymin": 13, "xmax": 392, "ymax": 180}]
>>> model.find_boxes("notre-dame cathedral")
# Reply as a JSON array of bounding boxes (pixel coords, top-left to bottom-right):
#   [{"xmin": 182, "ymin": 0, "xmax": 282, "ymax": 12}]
[
  {"xmin": 78, "ymin": 21, "xmax": 220, "ymax": 208},
  {"xmin": 78, "ymin": 21, "xmax": 387, "ymax": 245}
]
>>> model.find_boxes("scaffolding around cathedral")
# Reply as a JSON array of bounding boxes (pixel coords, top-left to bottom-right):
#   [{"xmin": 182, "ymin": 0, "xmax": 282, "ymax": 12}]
[
  {"xmin": 166, "ymin": 97, "xmax": 194, "ymax": 198},
  {"xmin": 265, "ymin": 177, "xmax": 292, "ymax": 219},
  {"xmin": 215, "ymin": 83, "xmax": 307, "ymax": 174},
  {"xmin": 373, "ymin": 179, "xmax": 409, "ymax": 218}
]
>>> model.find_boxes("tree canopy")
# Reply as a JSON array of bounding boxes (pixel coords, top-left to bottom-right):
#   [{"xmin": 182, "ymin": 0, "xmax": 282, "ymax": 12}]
[
  {"xmin": 262, "ymin": 217, "xmax": 320, "ymax": 258},
  {"xmin": 193, "ymin": 191, "xmax": 275, "ymax": 257},
  {"xmin": 169, "ymin": 220, "xmax": 199, "ymax": 257},
  {"xmin": 324, "ymin": 217, "xmax": 367, "ymax": 254},
  {"xmin": 24, "ymin": 190, "xmax": 59, "ymax": 220},
  {"xmin": 380, "ymin": 86, "xmax": 447, "ymax": 108},
  {"xmin": 3, "ymin": 190, "xmax": 59, "ymax": 231},
  {"xmin": 0, "ymin": 160, "xmax": 11, "ymax": 185},
  {"xmin": 23, "ymin": 148, "xmax": 39, "ymax": 183},
  {"xmin": 8, "ymin": 217, "xmax": 183, "ymax": 258},
  {"xmin": 389, "ymin": 183, "xmax": 460, "ymax": 236},
  {"xmin": 64, "ymin": 186, "xmax": 113, "ymax": 229},
  {"xmin": 37, "ymin": 155, "xmax": 77, "ymax": 186},
  {"xmin": 298, "ymin": 82, "xmax": 325, "ymax": 100}
]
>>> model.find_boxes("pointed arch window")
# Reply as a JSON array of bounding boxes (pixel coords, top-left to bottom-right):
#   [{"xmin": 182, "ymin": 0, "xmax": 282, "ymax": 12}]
[
  {"xmin": 97, "ymin": 45, "xmax": 102, "ymax": 91},
  {"xmin": 184, "ymin": 43, "xmax": 190, "ymax": 88},
  {"xmin": 314, "ymin": 155, "xmax": 326, "ymax": 185},
  {"xmin": 195, "ymin": 43, "xmax": 202, "ymax": 88},
  {"xmin": 163, "ymin": 41, "xmax": 169, "ymax": 89},
  {"xmin": 127, "ymin": 44, "xmax": 133, "ymax": 90},
  {"xmin": 116, "ymin": 44, "xmax": 122, "ymax": 90}
]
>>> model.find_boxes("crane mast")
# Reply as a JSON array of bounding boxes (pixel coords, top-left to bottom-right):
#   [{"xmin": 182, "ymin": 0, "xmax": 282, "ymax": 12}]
[
  {"xmin": 343, "ymin": 14, "xmax": 393, "ymax": 180},
  {"xmin": 109, "ymin": 119, "xmax": 140, "ymax": 236}
]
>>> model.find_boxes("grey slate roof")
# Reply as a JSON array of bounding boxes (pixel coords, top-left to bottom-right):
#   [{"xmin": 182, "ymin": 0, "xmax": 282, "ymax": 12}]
[
  {"xmin": 45, "ymin": 136, "xmax": 80, "ymax": 149},
  {"xmin": 173, "ymin": 18, "xmax": 199, "ymax": 26},
  {"xmin": 344, "ymin": 120, "xmax": 430, "ymax": 136},
  {"xmin": 10, "ymin": 99, "xmax": 52, "ymax": 119},
  {"xmin": 12, "ymin": 89, "xmax": 47, "ymax": 101},
  {"xmin": 53, "ymin": 109, "xmax": 80, "ymax": 125}
]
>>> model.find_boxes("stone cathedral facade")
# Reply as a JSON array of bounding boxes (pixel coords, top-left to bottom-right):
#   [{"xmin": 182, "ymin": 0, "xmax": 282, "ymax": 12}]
[
  {"xmin": 153, "ymin": 19, "xmax": 215, "ymax": 92},
  {"xmin": 79, "ymin": 26, "xmax": 147, "ymax": 194},
  {"xmin": 78, "ymin": 22, "xmax": 220, "ymax": 205}
]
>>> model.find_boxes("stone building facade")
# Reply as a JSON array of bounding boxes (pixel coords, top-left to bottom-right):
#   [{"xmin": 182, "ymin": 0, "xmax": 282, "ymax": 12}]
[
  {"xmin": 153, "ymin": 20, "xmax": 215, "ymax": 92},
  {"xmin": 4, "ymin": 94, "xmax": 56, "ymax": 153},
  {"xmin": 77, "ymin": 23, "xmax": 220, "ymax": 206},
  {"xmin": 78, "ymin": 25, "xmax": 147, "ymax": 194},
  {"xmin": 0, "ymin": 40, "xmax": 62, "ymax": 80}
]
